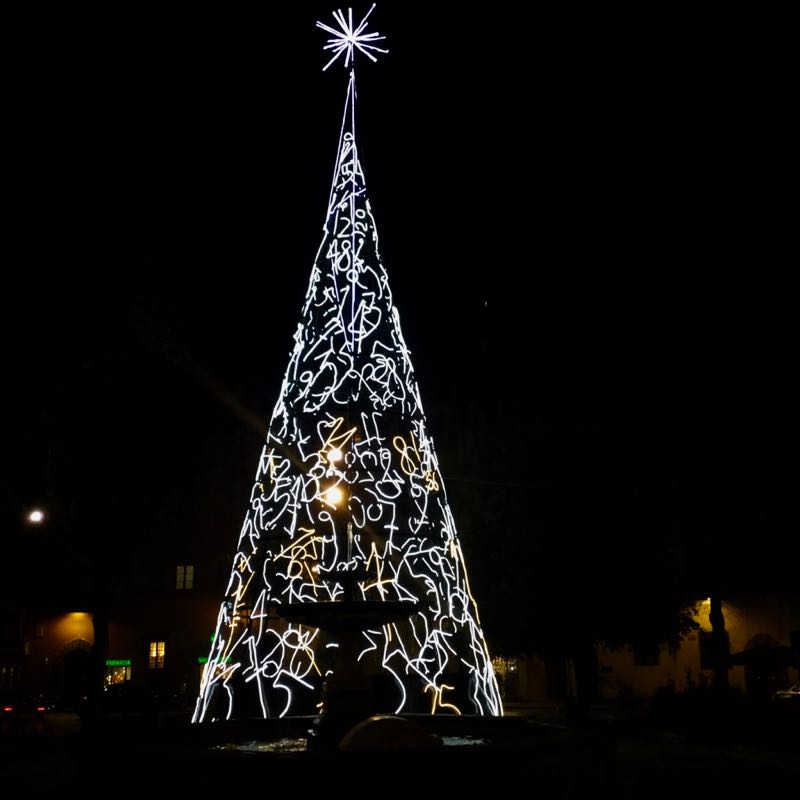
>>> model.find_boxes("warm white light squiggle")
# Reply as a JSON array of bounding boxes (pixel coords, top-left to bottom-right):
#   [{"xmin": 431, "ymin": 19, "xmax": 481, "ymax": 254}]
[{"xmin": 193, "ymin": 13, "xmax": 501, "ymax": 724}]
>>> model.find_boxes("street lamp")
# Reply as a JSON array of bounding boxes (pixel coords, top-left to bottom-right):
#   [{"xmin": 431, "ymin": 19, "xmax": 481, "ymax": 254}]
[{"xmin": 26, "ymin": 508, "xmax": 45, "ymax": 525}]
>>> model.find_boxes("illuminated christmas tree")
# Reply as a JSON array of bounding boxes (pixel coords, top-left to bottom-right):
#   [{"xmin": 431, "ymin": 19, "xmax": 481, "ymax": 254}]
[{"xmin": 194, "ymin": 5, "xmax": 502, "ymax": 722}]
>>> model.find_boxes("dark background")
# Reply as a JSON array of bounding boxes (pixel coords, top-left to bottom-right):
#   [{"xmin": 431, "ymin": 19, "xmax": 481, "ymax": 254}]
[{"xmin": 2, "ymin": 5, "xmax": 795, "ymax": 639}]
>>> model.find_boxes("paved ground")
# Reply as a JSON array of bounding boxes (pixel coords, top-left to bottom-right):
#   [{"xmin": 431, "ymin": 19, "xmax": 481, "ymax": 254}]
[{"xmin": 2, "ymin": 709, "xmax": 798, "ymax": 798}]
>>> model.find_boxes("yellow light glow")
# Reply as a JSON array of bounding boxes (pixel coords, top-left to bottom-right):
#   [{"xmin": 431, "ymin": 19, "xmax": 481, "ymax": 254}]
[
  {"xmin": 424, "ymin": 683, "xmax": 462, "ymax": 715},
  {"xmin": 52, "ymin": 612, "xmax": 93, "ymax": 645},
  {"xmin": 328, "ymin": 447, "xmax": 343, "ymax": 464},
  {"xmin": 423, "ymin": 470, "xmax": 440, "ymax": 492},
  {"xmin": 324, "ymin": 486, "xmax": 344, "ymax": 506},
  {"xmin": 393, "ymin": 434, "xmax": 421, "ymax": 476}
]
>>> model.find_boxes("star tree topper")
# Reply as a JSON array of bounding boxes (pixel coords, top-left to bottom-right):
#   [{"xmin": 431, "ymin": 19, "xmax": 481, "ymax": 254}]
[{"xmin": 317, "ymin": 3, "xmax": 389, "ymax": 71}]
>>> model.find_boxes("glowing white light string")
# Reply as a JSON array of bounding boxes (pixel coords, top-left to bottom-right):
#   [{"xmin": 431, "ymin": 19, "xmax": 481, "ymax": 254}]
[{"xmin": 193, "ymin": 7, "xmax": 501, "ymax": 723}]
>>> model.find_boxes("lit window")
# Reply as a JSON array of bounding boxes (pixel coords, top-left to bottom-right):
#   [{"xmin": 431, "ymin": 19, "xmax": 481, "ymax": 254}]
[
  {"xmin": 491, "ymin": 655, "xmax": 520, "ymax": 700},
  {"xmin": 491, "ymin": 655, "xmax": 518, "ymax": 677},
  {"xmin": 233, "ymin": 604, "xmax": 252, "ymax": 629},
  {"xmin": 176, "ymin": 565, "xmax": 194, "ymax": 590},
  {"xmin": 148, "ymin": 641, "xmax": 165, "ymax": 669},
  {"xmin": 105, "ymin": 661, "xmax": 132, "ymax": 685}
]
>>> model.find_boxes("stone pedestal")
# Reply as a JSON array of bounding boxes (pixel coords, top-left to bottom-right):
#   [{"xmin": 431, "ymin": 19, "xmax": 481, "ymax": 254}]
[{"xmin": 279, "ymin": 600, "xmax": 417, "ymax": 750}]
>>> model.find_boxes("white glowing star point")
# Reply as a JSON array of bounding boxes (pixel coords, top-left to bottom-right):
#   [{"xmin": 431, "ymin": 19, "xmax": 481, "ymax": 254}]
[{"xmin": 316, "ymin": 4, "xmax": 388, "ymax": 71}]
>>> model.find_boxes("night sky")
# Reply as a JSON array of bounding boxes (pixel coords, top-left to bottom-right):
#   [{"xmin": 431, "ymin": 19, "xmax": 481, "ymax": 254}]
[{"xmin": 2, "ymin": 5, "xmax": 795, "ymax": 606}]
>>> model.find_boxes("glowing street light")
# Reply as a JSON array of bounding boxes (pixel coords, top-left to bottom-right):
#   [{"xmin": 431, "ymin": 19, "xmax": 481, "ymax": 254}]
[{"xmin": 27, "ymin": 508, "xmax": 45, "ymax": 524}]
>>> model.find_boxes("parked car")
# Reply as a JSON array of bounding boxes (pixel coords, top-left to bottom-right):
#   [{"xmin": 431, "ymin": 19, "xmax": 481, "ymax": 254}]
[
  {"xmin": 772, "ymin": 682, "xmax": 800, "ymax": 702},
  {"xmin": 1, "ymin": 688, "xmax": 50, "ymax": 729},
  {"xmin": 1, "ymin": 689, "xmax": 51, "ymax": 714}
]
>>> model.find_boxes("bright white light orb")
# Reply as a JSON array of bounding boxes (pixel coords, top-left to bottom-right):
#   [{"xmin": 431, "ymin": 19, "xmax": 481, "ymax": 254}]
[
  {"xmin": 328, "ymin": 447, "xmax": 343, "ymax": 464},
  {"xmin": 324, "ymin": 486, "xmax": 344, "ymax": 507},
  {"xmin": 28, "ymin": 509, "xmax": 45, "ymax": 524}
]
